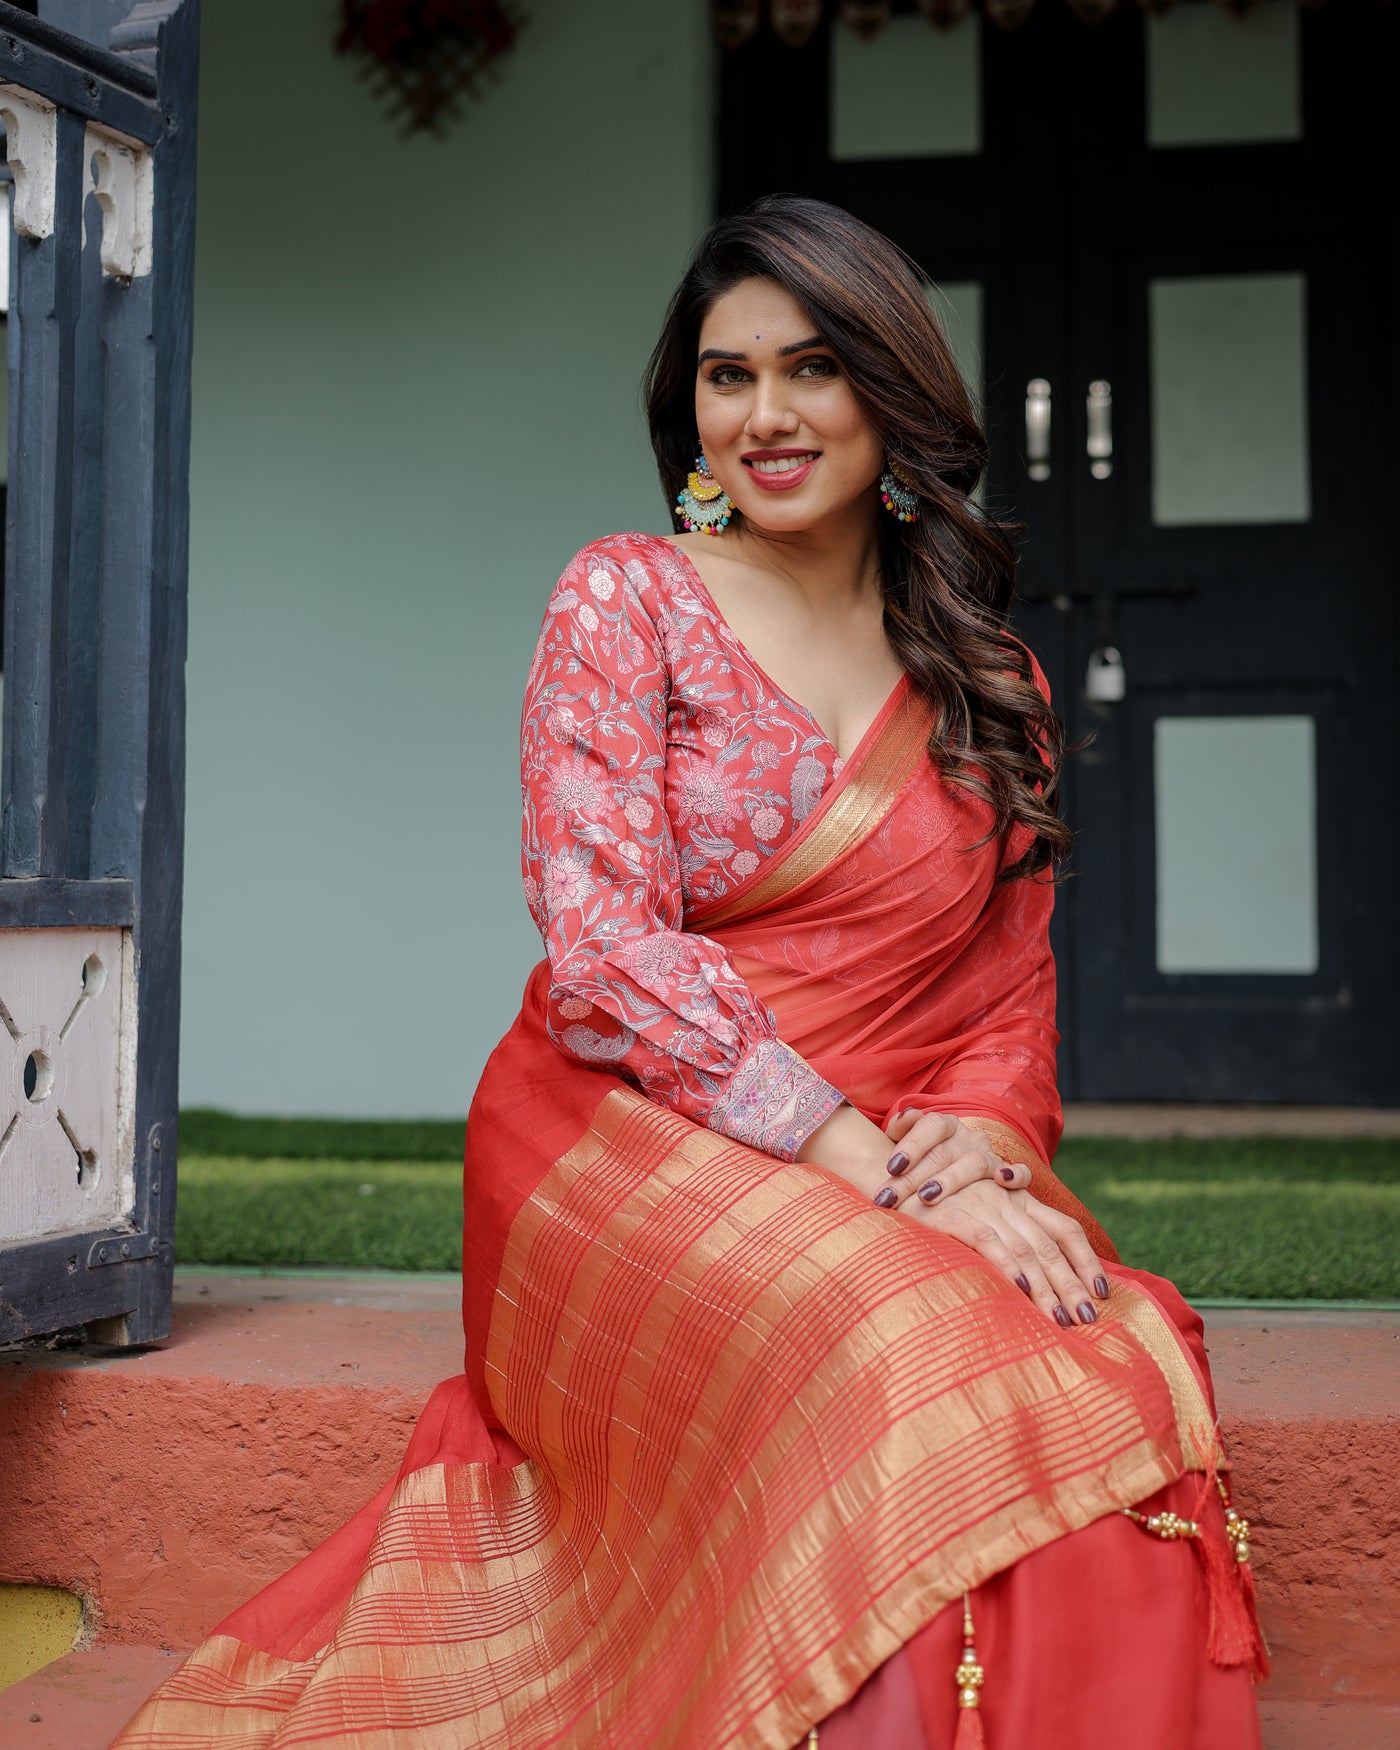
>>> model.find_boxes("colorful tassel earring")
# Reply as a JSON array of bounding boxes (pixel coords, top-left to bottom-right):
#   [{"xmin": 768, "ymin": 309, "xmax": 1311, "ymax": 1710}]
[
  {"xmin": 677, "ymin": 452, "xmax": 734, "ymax": 535},
  {"xmin": 879, "ymin": 456, "xmax": 920, "ymax": 523}
]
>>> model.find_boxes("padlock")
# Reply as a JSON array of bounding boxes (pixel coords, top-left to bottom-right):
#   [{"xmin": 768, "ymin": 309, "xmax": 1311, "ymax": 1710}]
[{"xmin": 1085, "ymin": 646, "xmax": 1126, "ymax": 703}]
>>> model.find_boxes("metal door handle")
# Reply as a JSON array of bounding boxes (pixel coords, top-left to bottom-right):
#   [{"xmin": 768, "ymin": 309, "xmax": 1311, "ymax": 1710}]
[
  {"xmin": 1025, "ymin": 378, "xmax": 1051, "ymax": 480},
  {"xmin": 1087, "ymin": 379, "xmax": 1112, "ymax": 479}
]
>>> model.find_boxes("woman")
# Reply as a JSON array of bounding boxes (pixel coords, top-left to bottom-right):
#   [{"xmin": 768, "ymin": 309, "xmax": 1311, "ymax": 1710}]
[{"xmin": 115, "ymin": 197, "xmax": 1265, "ymax": 1749}]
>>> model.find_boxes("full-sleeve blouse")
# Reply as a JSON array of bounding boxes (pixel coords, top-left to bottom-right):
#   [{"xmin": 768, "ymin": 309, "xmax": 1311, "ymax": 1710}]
[{"xmin": 519, "ymin": 531, "xmax": 847, "ymax": 1161}]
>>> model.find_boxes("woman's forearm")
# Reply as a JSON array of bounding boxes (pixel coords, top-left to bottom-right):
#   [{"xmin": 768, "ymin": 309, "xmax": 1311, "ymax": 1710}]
[{"xmin": 793, "ymin": 1102, "xmax": 892, "ymax": 1197}]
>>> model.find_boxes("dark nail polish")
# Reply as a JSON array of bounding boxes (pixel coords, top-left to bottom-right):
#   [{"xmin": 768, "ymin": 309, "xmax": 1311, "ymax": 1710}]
[
  {"xmin": 1014, "ymin": 1273, "xmax": 1032, "ymax": 1296},
  {"xmin": 1093, "ymin": 1275, "xmax": 1110, "ymax": 1300},
  {"xmin": 1077, "ymin": 1301, "xmax": 1097, "ymax": 1325},
  {"xmin": 998, "ymin": 1166, "xmax": 1016, "ymax": 1183},
  {"xmin": 1053, "ymin": 1304, "xmax": 1073, "ymax": 1329},
  {"xmin": 886, "ymin": 1151, "xmax": 911, "ymax": 1177},
  {"xmin": 873, "ymin": 1186, "xmax": 899, "ymax": 1209},
  {"xmin": 916, "ymin": 1180, "xmax": 942, "ymax": 1203}
]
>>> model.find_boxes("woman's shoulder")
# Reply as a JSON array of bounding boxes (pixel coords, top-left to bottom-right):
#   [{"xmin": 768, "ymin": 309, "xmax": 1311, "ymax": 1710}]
[{"xmin": 552, "ymin": 529, "xmax": 706, "ymax": 620}]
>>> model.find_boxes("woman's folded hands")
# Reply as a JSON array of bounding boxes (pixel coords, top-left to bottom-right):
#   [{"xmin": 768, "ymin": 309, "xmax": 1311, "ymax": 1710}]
[{"xmin": 795, "ymin": 1104, "xmax": 1109, "ymax": 1328}]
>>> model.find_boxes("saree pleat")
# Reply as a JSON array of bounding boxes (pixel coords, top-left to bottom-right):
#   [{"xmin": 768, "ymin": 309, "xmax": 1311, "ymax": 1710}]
[{"xmin": 112, "ymin": 677, "xmax": 1260, "ymax": 1748}]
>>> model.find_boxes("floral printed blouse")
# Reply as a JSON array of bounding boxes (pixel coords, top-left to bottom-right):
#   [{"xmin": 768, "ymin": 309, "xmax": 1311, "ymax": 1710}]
[{"xmin": 520, "ymin": 529, "xmax": 850, "ymax": 1162}]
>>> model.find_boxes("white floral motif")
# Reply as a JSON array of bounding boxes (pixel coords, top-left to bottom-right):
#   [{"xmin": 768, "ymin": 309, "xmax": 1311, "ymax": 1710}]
[
  {"xmin": 545, "ymin": 705, "xmax": 578, "ymax": 744},
  {"xmin": 543, "ymin": 850, "xmax": 596, "ymax": 916},
  {"xmin": 588, "ymin": 567, "xmax": 616, "ymax": 601}
]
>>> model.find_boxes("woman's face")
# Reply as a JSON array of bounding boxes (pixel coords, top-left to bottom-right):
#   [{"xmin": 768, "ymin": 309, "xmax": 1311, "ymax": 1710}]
[{"xmin": 693, "ymin": 277, "xmax": 885, "ymax": 538}]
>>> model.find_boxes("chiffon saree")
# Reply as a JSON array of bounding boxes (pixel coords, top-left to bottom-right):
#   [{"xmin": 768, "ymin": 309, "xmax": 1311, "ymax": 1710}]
[{"xmin": 114, "ymin": 678, "xmax": 1263, "ymax": 1749}]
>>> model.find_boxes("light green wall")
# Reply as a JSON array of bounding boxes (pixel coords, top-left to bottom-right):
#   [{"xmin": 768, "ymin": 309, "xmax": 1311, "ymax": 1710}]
[{"xmin": 180, "ymin": 0, "xmax": 712, "ymax": 1116}]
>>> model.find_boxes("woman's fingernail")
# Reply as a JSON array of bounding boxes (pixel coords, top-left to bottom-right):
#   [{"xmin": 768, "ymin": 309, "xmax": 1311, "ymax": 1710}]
[
  {"xmin": 886, "ymin": 1151, "xmax": 911, "ymax": 1177},
  {"xmin": 873, "ymin": 1186, "xmax": 899, "ymax": 1209},
  {"xmin": 1014, "ymin": 1273, "xmax": 1032, "ymax": 1296},
  {"xmin": 1094, "ymin": 1275, "xmax": 1110, "ymax": 1300},
  {"xmin": 1053, "ymin": 1304, "xmax": 1073, "ymax": 1329},
  {"xmin": 916, "ymin": 1180, "xmax": 942, "ymax": 1203},
  {"xmin": 998, "ymin": 1166, "xmax": 1016, "ymax": 1183},
  {"xmin": 1077, "ymin": 1301, "xmax": 1097, "ymax": 1325}
]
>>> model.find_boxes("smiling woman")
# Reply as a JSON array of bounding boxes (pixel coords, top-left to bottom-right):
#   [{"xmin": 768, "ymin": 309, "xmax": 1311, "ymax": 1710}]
[{"xmin": 116, "ymin": 197, "xmax": 1266, "ymax": 1750}]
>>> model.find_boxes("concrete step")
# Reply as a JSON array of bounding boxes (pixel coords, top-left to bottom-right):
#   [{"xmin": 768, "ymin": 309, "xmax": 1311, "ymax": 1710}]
[
  {"xmin": 0, "ymin": 1646, "xmax": 184, "ymax": 1749},
  {"xmin": 1, "ymin": 1274, "xmax": 1396, "ymax": 1719},
  {"xmin": 3, "ymin": 1648, "xmax": 1398, "ymax": 1750}
]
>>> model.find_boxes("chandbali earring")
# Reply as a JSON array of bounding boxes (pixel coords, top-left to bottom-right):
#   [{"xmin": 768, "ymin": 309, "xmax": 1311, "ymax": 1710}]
[
  {"xmin": 879, "ymin": 455, "xmax": 921, "ymax": 524},
  {"xmin": 677, "ymin": 452, "xmax": 734, "ymax": 536}
]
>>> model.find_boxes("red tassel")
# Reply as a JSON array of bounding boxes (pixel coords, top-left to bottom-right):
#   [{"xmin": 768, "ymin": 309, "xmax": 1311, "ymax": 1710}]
[
  {"xmin": 952, "ymin": 1704, "xmax": 988, "ymax": 1749},
  {"xmin": 1192, "ymin": 1477, "xmax": 1270, "ymax": 1682}
]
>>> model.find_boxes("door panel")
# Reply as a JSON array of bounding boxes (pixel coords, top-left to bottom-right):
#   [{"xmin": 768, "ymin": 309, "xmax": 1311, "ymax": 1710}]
[{"xmin": 718, "ymin": 1, "xmax": 1398, "ymax": 1105}]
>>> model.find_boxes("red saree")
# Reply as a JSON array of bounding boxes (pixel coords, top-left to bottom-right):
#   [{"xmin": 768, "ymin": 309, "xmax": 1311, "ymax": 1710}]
[{"xmin": 113, "ymin": 678, "xmax": 1263, "ymax": 1749}]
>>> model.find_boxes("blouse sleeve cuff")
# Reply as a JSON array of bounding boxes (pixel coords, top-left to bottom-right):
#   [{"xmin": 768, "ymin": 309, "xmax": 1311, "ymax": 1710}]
[{"xmin": 707, "ymin": 1037, "xmax": 846, "ymax": 1162}]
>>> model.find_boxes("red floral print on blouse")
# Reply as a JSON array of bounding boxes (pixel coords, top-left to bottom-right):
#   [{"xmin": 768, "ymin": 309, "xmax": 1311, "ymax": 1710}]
[{"xmin": 520, "ymin": 530, "xmax": 847, "ymax": 1161}]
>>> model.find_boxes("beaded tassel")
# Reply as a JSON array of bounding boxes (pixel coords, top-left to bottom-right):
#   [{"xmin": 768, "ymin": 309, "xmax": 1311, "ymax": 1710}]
[
  {"xmin": 951, "ymin": 1591, "xmax": 987, "ymax": 1748},
  {"xmin": 1121, "ymin": 1478, "xmax": 1268, "ymax": 1681}
]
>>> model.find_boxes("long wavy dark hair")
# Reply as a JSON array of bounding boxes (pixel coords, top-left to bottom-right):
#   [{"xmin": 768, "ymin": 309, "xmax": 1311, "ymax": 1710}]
[{"xmin": 643, "ymin": 194, "xmax": 1069, "ymax": 883}]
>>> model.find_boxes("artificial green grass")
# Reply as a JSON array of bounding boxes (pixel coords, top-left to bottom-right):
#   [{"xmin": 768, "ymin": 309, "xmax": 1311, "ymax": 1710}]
[
  {"xmin": 171, "ymin": 1113, "xmax": 1400, "ymax": 1300},
  {"xmin": 179, "ymin": 1108, "xmax": 464, "ymax": 1162},
  {"xmin": 1054, "ymin": 1136, "xmax": 1400, "ymax": 1301},
  {"xmin": 176, "ymin": 1156, "xmax": 463, "ymax": 1273}
]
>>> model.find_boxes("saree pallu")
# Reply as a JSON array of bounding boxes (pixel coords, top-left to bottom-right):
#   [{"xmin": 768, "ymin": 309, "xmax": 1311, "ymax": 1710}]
[{"xmin": 114, "ymin": 679, "xmax": 1262, "ymax": 1749}]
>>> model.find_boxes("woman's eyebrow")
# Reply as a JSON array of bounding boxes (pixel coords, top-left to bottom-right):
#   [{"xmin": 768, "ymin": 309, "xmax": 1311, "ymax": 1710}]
[{"xmin": 697, "ymin": 336, "xmax": 826, "ymax": 365}]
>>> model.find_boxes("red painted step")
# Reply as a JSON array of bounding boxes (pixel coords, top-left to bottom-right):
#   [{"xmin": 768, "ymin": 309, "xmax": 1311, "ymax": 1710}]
[{"xmin": 1, "ymin": 1275, "xmax": 1396, "ymax": 1739}]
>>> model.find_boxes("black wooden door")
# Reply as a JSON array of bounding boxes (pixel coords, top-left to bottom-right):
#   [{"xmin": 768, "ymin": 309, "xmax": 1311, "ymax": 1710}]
[{"xmin": 719, "ymin": 0, "xmax": 1399, "ymax": 1106}]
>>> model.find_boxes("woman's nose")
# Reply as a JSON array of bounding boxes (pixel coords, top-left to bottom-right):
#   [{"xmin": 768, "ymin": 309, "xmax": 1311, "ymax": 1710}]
[{"xmin": 746, "ymin": 375, "xmax": 799, "ymax": 439}]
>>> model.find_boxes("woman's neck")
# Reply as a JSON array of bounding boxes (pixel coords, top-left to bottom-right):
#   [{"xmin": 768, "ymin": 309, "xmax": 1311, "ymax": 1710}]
[{"xmin": 729, "ymin": 503, "xmax": 883, "ymax": 614}]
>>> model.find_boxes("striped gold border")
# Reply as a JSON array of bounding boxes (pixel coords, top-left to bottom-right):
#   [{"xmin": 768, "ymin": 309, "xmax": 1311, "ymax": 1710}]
[
  {"xmin": 695, "ymin": 680, "xmax": 935, "ymax": 930},
  {"xmin": 957, "ymin": 1114, "xmax": 1121, "ymax": 1263}
]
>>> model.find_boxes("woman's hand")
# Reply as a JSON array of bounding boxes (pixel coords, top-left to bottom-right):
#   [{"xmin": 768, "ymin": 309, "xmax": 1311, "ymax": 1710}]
[
  {"xmin": 903, "ymin": 1178, "xmax": 1109, "ymax": 1327},
  {"xmin": 795, "ymin": 1104, "xmax": 1109, "ymax": 1327},
  {"xmin": 878, "ymin": 1109, "xmax": 1033, "ymax": 1209}
]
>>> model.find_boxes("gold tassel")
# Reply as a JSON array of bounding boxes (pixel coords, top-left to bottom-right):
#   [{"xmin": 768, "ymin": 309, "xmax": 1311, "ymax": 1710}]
[
  {"xmin": 951, "ymin": 1591, "xmax": 987, "ymax": 1748},
  {"xmin": 806, "ymin": 1728, "xmax": 819, "ymax": 1747}
]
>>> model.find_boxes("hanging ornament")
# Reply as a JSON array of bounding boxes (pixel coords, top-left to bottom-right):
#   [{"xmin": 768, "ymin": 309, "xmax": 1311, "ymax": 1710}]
[
  {"xmin": 336, "ymin": 0, "xmax": 522, "ymax": 137},
  {"xmin": 918, "ymin": 0, "xmax": 974, "ymax": 27},
  {"xmin": 770, "ymin": 0, "xmax": 824, "ymax": 47},
  {"xmin": 839, "ymin": 0, "xmax": 891, "ymax": 39},
  {"xmin": 713, "ymin": 0, "xmax": 761, "ymax": 48},
  {"xmin": 984, "ymin": 0, "xmax": 1037, "ymax": 28}
]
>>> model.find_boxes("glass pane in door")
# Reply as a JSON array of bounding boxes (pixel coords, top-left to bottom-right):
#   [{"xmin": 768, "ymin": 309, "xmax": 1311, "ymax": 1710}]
[
  {"xmin": 1154, "ymin": 715, "xmax": 1318, "ymax": 975},
  {"xmin": 1146, "ymin": 0, "xmax": 1300, "ymax": 148},
  {"xmin": 926, "ymin": 279, "xmax": 983, "ymax": 413},
  {"xmin": 1149, "ymin": 272, "xmax": 1310, "ymax": 527},
  {"xmin": 830, "ymin": 14, "xmax": 980, "ymax": 160}
]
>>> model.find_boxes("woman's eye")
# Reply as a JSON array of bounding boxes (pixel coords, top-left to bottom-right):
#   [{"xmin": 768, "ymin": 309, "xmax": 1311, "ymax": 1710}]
[
  {"xmin": 707, "ymin": 366, "xmax": 748, "ymax": 386},
  {"xmin": 795, "ymin": 357, "xmax": 838, "ymax": 378}
]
